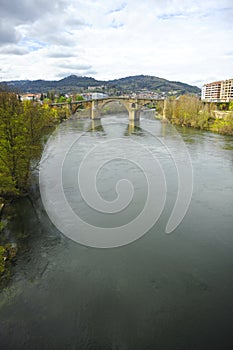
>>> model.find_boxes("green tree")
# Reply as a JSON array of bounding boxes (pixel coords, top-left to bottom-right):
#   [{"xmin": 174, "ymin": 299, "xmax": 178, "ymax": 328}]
[
  {"xmin": 47, "ymin": 90, "xmax": 55, "ymax": 101},
  {"xmin": 58, "ymin": 96, "xmax": 66, "ymax": 103},
  {"xmin": 229, "ymin": 101, "xmax": 233, "ymax": 111},
  {"xmin": 0, "ymin": 92, "xmax": 56, "ymax": 197},
  {"xmin": 0, "ymin": 92, "xmax": 25, "ymax": 195},
  {"xmin": 75, "ymin": 94, "xmax": 84, "ymax": 101},
  {"xmin": 72, "ymin": 95, "xmax": 84, "ymax": 111}
]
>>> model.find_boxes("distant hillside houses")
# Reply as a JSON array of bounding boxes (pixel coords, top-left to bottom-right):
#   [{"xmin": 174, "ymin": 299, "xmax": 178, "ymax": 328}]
[
  {"xmin": 201, "ymin": 78, "xmax": 233, "ymax": 102},
  {"xmin": 20, "ymin": 93, "xmax": 41, "ymax": 101},
  {"xmin": 82, "ymin": 92, "xmax": 109, "ymax": 100},
  {"xmin": 87, "ymin": 85, "xmax": 107, "ymax": 91}
]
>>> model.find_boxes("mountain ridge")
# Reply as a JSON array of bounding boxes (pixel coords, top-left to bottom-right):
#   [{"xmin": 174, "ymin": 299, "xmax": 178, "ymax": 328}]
[{"xmin": 2, "ymin": 74, "xmax": 201, "ymax": 95}]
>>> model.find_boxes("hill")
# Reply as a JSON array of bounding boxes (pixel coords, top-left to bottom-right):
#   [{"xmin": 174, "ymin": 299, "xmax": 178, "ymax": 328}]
[
  {"xmin": 2, "ymin": 74, "xmax": 200, "ymax": 95},
  {"xmin": 108, "ymin": 75, "xmax": 200, "ymax": 94},
  {"xmin": 4, "ymin": 75, "xmax": 104, "ymax": 94}
]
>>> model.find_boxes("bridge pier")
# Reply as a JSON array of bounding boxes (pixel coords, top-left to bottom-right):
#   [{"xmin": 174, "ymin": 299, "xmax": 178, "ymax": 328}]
[
  {"xmin": 127, "ymin": 120, "xmax": 140, "ymax": 135},
  {"xmin": 68, "ymin": 103, "xmax": 72, "ymax": 114},
  {"xmin": 163, "ymin": 99, "xmax": 168, "ymax": 120},
  {"xmin": 128, "ymin": 108, "xmax": 140, "ymax": 121},
  {"xmin": 91, "ymin": 100, "xmax": 101, "ymax": 120}
]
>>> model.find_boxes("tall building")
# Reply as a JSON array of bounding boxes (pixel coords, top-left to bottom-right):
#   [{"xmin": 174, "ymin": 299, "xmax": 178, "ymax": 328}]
[
  {"xmin": 201, "ymin": 79, "xmax": 233, "ymax": 102},
  {"xmin": 220, "ymin": 79, "xmax": 233, "ymax": 101}
]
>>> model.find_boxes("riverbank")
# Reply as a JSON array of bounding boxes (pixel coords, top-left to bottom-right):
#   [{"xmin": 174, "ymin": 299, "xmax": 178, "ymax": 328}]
[
  {"xmin": 157, "ymin": 95, "xmax": 233, "ymax": 135},
  {"xmin": 0, "ymin": 201, "xmax": 17, "ymax": 284},
  {"xmin": 0, "ymin": 92, "xmax": 68, "ymax": 284},
  {"xmin": 157, "ymin": 112, "xmax": 233, "ymax": 135},
  {"xmin": 0, "ymin": 199, "xmax": 7, "ymax": 282},
  {"xmin": 0, "ymin": 194, "xmax": 40, "ymax": 286}
]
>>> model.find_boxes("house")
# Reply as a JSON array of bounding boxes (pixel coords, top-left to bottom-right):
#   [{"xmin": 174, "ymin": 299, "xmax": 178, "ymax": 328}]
[{"xmin": 20, "ymin": 93, "xmax": 37, "ymax": 101}]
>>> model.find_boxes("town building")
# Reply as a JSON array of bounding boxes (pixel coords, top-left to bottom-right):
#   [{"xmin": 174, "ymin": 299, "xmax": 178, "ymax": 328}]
[
  {"xmin": 82, "ymin": 92, "xmax": 109, "ymax": 100},
  {"xmin": 220, "ymin": 79, "xmax": 233, "ymax": 101},
  {"xmin": 20, "ymin": 93, "xmax": 38, "ymax": 101},
  {"xmin": 201, "ymin": 79, "xmax": 233, "ymax": 102}
]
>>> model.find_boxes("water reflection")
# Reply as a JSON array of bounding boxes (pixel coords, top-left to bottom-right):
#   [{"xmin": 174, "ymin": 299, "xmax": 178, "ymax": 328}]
[
  {"xmin": 87, "ymin": 118, "xmax": 143, "ymax": 137},
  {"xmin": 124, "ymin": 120, "xmax": 143, "ymax": 136},
  {"xmin": 88, "ymin": 119, "xmax": 106, "ymax": 134}
]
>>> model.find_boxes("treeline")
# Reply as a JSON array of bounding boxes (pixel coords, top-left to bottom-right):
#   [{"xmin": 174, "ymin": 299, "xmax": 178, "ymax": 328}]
[
  {"xmin": 0, "ymin": 91, "xmax": 67, "ymax": 199},
  {"xmin": 157, "ymin": 95, "xmax": 233, "ymax": 135},
  {"xmin": 43, "ymin": 91, "xmax": 84, "ymax": 103}
]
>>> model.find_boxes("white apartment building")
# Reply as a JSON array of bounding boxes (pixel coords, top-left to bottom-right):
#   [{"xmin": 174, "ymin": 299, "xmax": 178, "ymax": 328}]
[{"xmin": 202, "ymin": 79, "xmax": 233, "ymax": 102}]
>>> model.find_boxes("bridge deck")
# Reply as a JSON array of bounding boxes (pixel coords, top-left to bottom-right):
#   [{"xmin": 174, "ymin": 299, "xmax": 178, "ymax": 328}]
[{"xmin": 50, "ymin": 97, "xmax": 164, "ymax": 107}]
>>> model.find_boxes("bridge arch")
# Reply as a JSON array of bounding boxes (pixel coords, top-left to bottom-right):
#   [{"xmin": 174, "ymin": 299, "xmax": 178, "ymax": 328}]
[
  {"xmin": 72, "ymin": 101, "xmax": 90, "ymax": 114},
  {"xmin": 98, "ymin": 98, "xmax": 131, "ymax": 114}
]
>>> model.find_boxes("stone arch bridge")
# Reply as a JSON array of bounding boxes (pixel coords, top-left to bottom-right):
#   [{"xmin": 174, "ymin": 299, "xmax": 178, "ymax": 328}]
[{"xmin": 50, "ymin": 97, "xmax": 166, "ymax": 121}]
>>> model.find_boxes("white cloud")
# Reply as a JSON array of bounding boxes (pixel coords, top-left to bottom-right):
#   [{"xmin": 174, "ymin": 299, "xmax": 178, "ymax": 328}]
[{"xmin": 0, "ymin": 0, "xmax": 232, "ymax": 86}]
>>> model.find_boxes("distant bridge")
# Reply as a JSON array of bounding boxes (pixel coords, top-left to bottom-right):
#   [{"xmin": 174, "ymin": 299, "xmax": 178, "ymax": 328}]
[{"xmin": 50, "ymin": 97, "xmax": 166, "ymax": 121}]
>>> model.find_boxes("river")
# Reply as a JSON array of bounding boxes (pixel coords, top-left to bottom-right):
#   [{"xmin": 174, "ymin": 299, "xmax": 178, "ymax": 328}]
[{"xmin": 0, "ymin": 112, "xmax": 233, "ymax": 349}]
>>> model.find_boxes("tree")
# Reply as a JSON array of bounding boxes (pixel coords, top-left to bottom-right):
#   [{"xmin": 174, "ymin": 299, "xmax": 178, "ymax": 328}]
[
  {"xmin": 75, "ymin": 94, "xmax": 84, "ymax": 101},
  {"xmin": 0, "ymin": 92, "xmax": 57, "ymax": 197},
  {"xmin": 58, "ymin": 96, "xmax": 66, "ymax": 103},
  {"xmin": 47, "ymin": 90, "xmax": 55, "ymax": 101},
  {"xmin": 0, "ymin": 92, "xmax": 25, "ymax": 195}
]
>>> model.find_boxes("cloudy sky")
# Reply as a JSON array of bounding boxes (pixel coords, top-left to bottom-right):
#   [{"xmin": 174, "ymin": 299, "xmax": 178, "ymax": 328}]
[{"xmin": 0, "ymin": 0, "xmax": 232, "ymax": 87}]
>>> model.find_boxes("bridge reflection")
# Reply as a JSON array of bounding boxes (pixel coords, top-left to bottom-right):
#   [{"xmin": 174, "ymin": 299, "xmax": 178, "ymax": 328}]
[
  {"xmin": 125, "ymin": 121, "xmax": 143, "ymax": 136},
  {"xmin": 88, "ymin": 119, "xmax": 106, "ymax": 134},
  {"xmin": 87, "ymin": 119, "xmax": 143, "ymax": 137}
]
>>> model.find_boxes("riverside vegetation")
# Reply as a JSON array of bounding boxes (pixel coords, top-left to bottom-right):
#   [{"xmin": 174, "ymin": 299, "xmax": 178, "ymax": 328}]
[
  {"xmin": 0, "ymin": 90, "xmax": 70, "ymax": 282},
  {"xmin": 157, "ymin": 95, "xmax": 233, "ymax": 135}
]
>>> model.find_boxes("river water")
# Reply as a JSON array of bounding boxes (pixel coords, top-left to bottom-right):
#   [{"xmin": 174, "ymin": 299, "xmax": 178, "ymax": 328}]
[{"xmin": 0, "ymin": 112, "xmax": 233, "ymax": 349}]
